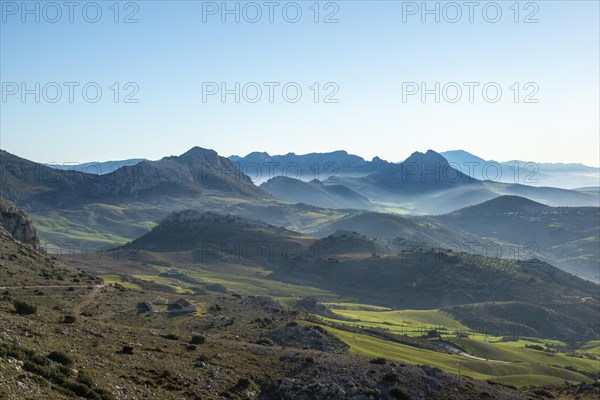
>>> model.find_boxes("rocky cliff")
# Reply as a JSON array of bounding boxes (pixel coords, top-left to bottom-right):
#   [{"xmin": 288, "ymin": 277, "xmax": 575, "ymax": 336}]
[{"xmin": 0, "ymin": 198, "xmax": 39, "ymax": 249}]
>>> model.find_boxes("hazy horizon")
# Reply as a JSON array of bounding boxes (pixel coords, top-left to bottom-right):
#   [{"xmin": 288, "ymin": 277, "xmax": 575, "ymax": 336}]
[{"xmin": 2, "ymin": 145, "xmax": 600, "ymax": 169}]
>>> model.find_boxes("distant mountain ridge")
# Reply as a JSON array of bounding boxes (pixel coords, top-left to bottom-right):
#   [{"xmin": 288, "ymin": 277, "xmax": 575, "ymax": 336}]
[
  {"xmin": 441, "ymin": 150, "xmax": 600, "ymax": 189},
  {"xmin": 40, "ymin": 148, "xmax": 598, "ymax": 188},
  {"xmin": 46, "ymin": 158, "xmax": 145, "ymax": 175},
  {"xmin": 260, "ymin": 176, "xmax": 376, "ymax": 210},
  {"xmin": 229, "ymin": 150, "xmax": 393, "ymax": 184}
]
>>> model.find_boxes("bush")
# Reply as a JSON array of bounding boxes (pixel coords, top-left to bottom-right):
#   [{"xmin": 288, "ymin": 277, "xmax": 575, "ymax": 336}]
[
  {"xmin": 118, "ymin": 346, "xmax": 134, "ymax": 355},
  {"xmin": 389, "ymin": 387, "xmax": 410, "ymax": 399},
  {"xmin": 47, "ymin": 351, "xmax": 74, "ymax": 366},
  {"xmin": 206, "ymin": 283, "xmax": 227, "ymax": 293},
  {"xmin": 525, "ymin": 344, "xmax": 545, "ymax": 351},
  {"xmin": 382, "ymin": 372, "xmax": 398, "ymax": 382},
  {"xmin": 160, "ymin": 333, "xmax": 179, "ymax": 341},
  {"xmin": 234, "ymin": 377, "xmax": 252, "ymax": 390},
  {"xmin": 13, "ymin": 300, "xmax": 37, "ymax": 315},
  {"xmin": 190, "ymin": 335, "xmax": 206, "ymax": 345},
  {"xmin": 369, "ymin": 357, "xmax": 387, "ymax": 365},
  {"xmin": 255, "ymin": 338, "xmax": 274, "ymax": 346},
  {"xmin": 61, "ymin": 315, "xmax": 76, "ymax": 324}
]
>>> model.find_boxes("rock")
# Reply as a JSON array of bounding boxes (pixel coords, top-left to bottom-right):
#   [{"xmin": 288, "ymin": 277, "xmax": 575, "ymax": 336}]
[
  {"xmin": 279, "ymin": 378, "xmax": 295, "ymax": 391},
  {"xmin": 0, "ymin": 199, "xmax": 39, "ymax": 249}
]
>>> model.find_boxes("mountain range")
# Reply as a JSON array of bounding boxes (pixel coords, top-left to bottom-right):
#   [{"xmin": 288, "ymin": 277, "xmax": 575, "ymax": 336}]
[
  {"xmin": 2, "ymin": 146, "xmax": 598, "ymax": 281},
  {"xmin": 441, "ymin": 150, "xmax": 600, "ymax": 189},
  {"xmin": 50, "ymin": 148, "xmax": 599, "ymax": 189}
]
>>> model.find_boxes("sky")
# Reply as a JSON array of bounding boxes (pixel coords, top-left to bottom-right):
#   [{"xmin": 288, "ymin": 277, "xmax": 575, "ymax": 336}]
[{"xmin": 1, "ymin": 0, "xmax": 599, "ymax": 166}]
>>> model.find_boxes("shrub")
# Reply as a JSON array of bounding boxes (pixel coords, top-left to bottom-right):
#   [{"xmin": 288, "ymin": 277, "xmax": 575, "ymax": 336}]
[
  {"xmin": 61, "ymin": 315, "xmax": 76, "ymax": 324},
  {"xmin": 389, "ymin": 387, "xmax": 410, "ymax": 399},
  {"xmin": 525, "ymin": 344, "xmax": 545, "ymax": 351},
  {"xmin": 47, "ymin": 351, "xmax": 74, "ymax": 366},
  {"xmin": 13, "ymin": 300, "xmax": 37, "ymax": 315},
  {"xmin": 190, "ymin": 335, "xmax": 206, "ymax": 345},
  {"xmin": 234, "ymin": 377, "xmax": 252, "ymax": 390},
  {"xmin": 369, "ymin": 357, "xmax": 387, "ymax": 365},
  {"xmin": 382, "ymin": 372, "xmax": 398, "ymax": 382},
  {"xmin": 255, "ymin": 338, "xmax": 274, "ymax": 346},
  {"xmin": 160, "ymin": 333, "xmax": 179, "ymax": 341},
  {"xmin": 118, "ymin": 346, "xmax": 134, "ymax": 355}
]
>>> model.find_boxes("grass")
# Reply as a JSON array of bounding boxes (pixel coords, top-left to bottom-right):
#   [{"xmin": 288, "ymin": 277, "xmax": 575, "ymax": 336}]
[
  {"xmin": 132, "ymin": 275, "xmax": 193, "ymax": 294},
  {"xmin": 577, "ymin": 340, "xmax": 600, "ymax": 357},
  {"xmin": 373, "ymin": 201, "xmax": 413, "ymax": 214},
  {"xmin": 188, "ymin": 270, "xmax": 342, "ymax": 300},
  {"xmin": 98, "ymin": 274, "xmax": 142, "ymax": 291},
  {"xmin": 33, "ymin": 214, "xmax": 131, "ymax": 244},
  {"xmin": 323, "ymin": 302, "xmax": 392, "ymax": 311}
]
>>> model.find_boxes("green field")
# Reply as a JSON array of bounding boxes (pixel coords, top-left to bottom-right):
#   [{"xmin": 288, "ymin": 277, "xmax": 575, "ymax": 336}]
[
  {"xmin": 319, "ymin": 308, "xmax": 468, "ymax": 337},
  {"xmin": 315, "ymin": 305, "xmax": 599, "ymax": 387}
]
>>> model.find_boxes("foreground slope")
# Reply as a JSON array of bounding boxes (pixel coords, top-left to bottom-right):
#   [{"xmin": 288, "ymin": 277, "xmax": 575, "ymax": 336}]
[{"xmin": 0, "ymin": 218, "xmax": 529, "ymax": 399}]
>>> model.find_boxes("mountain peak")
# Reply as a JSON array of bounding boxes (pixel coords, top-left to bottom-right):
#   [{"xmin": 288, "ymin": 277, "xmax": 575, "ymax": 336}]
[
  {"xmin": 179, "ymin": 146, "xmax": 218, "ymax": 159},
  {"xmin": 403, "ymin": 150, "xmax": 449, "ymax": 166}
]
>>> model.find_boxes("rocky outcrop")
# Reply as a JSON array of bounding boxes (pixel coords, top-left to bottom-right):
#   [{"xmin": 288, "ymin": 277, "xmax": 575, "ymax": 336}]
[
  {"xmin": 269, "ymin": 323, "xmax": 349, "ymax": 354},
  {"xmin": 0, "ymin": 198, "xmax": 39, "ymax": 249}
]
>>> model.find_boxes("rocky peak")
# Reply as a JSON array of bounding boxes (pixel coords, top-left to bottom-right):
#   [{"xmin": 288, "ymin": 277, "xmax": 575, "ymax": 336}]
[
  {"xmin": 0, "ymin": 198, "xmax": 39, "ymax": 249},
  {"xmin": 177, "ymin": 146, "xmax": 219, "ymax": 162},
  {"xmin": 403, "ymin": 150, "xmax": 450, "ymax": 167}
]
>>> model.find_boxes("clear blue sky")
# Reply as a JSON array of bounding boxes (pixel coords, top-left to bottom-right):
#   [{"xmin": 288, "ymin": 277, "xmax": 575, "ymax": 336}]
[{"xmin": 1, "ymin": 0, "xmax": 599, "ymax": 166}]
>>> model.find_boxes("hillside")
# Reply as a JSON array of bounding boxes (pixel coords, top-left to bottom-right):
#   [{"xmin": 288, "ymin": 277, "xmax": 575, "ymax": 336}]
[
  {"xmin": 125, "ymin": 210, "xmax": 310, "ymax": 259},
  {"xmin": 121, "ymin": 211, "xmax": 600, "ymax": 343},
  {"xmin": 434, "ymin": 195, "xmax": 600, "ymax": 280}
]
